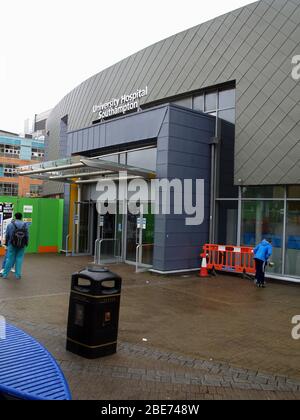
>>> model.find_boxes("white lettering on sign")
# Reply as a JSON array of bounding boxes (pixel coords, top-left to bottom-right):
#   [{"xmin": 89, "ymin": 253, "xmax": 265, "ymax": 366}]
[
  {"xmin": 292, "ymin": 55, "xmax": 300, "ymax": 81},
  {"xmin": 292, "ymin": 316, "xmax": 300, "ymax": 340},
  {"xmin": 93, "ymin": 87, "xmax": 148, "ymax": 120}
]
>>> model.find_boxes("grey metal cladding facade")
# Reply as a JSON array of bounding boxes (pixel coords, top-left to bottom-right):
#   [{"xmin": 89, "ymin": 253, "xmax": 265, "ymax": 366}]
[
  {"xmin": 46, "ymin": 0, "xmax": 300, "ymax": 186},
  {"xmin": 68, "ymin": 107, "xmax": 168, "ymax": 155},
  {"xmin": 154, "ymin": 106, "xmax": 214, "ymax": 271}
]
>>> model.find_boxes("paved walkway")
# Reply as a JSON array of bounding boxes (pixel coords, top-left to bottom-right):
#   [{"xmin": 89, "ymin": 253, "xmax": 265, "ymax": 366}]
[{"xmin": 0, "ymin": 254, "xmax": 300, "ymax": 400}]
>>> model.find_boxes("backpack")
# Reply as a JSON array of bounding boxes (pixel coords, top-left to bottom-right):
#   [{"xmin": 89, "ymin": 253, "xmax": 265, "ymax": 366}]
[{"xmin": 11, "ymin": 221, "xmax": 28, "ymax": 249}]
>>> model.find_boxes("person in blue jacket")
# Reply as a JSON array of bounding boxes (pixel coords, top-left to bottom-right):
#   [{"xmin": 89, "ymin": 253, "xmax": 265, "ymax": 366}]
[
  {"xmin": 0, "ymin": 213, "xmax": 29, "ymax": 280},
  {"xmin": 254, "ymin": 239, "xmax": 273, "ymax": 288}
]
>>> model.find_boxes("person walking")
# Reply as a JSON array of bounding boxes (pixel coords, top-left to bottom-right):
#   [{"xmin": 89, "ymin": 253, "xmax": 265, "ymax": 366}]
[
  {"xmin": 254, "ymin": 238, "xmax": 273, "ymax": 288},
  {"xmin": 0, "ymin": 213, "xmax": 29, "ymax": 280}
]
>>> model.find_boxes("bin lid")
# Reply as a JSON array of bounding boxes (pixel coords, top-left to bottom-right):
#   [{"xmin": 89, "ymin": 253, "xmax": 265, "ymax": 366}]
[
  {"xmin": 87, "ymin": 264, "xmax": 109, "ymax": 273},
  {"xmin": 72, "ymin": 265, "xmax": 121, "ymax": 295}
]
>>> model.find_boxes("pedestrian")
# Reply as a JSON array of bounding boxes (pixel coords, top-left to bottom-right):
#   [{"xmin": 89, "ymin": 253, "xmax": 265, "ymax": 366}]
[
  {"xmin": 254, "ymin": 238, "xmax": 273, "ymax": 288},
  {"xmin": 0, "ymin": 213, "xmax": 29, "ymax": 280}
]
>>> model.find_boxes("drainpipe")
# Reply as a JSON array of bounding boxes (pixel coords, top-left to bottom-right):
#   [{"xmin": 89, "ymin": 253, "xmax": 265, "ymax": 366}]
[{"xmin": 209, "ymin": 136, "xmax": 219, "ymax": 244}]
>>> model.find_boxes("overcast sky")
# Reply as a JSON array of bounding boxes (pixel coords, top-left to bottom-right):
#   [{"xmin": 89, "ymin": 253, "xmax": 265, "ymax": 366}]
[{"xmin": 0, "ymin": 0, "xmax": 253, "ymax": 134}]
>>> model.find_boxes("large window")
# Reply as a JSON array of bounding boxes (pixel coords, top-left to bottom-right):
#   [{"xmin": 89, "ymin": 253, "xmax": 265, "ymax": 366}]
[
  {"xmin": 288, "ymin": 185, "xmax": 300, "ymax": 199},
  {"xmin": 0, "ymin": 164, "xmax": 18, "ymax": 178},
  {"xmin": 127, "ymin": 148, "xmax": 157, "ymax": 171},
  {"xmin": 0, "ymin": 144, "xmax": 21, "ymax": 158},
  {"xmin": 216, "ymin": 185, "xmax": 300, "ymax": 279},
  {"xmin": 31, "ymin": 148, "xmax": 45, "ymax": 160},
  {"xmin": 29, "ymin": 184, "xmax": 43, "ymax": 197},
  {"xmin": 193, "ymin": 87, "xmax": 236, "ymax": 124},
  {"xmin": 217, "ymin": 201, "xmax": 238, "ymax": 245},
  {"xmin": 98, "ymin": 146, "xmax": 157, "ymax": 172},
  {"xmin": 241, "ymin": 201, "xmax": 284, "ymax": 274},
  {"xmin": 0, "ymin": 182, "xmax": 18, "ymax": 196},
  {"xmin": 286, "ymin": 202, "xmax": 300, "ymax": 278},
  {"xmin": 242, "ymin": 186, "xmax": 285, "ymax": 199}
]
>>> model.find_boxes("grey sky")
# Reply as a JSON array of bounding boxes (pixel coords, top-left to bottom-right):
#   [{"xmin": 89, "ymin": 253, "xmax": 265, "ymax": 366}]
[{"xmin": 0, "ymin": 0, "xmax": 253, "ymax": 134}]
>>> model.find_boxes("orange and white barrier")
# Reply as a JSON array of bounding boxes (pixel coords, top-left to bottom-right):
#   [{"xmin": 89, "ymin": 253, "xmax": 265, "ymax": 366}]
[{"xmin": 200, "ymin": 244, "xmax": 255, "ymax": 276}]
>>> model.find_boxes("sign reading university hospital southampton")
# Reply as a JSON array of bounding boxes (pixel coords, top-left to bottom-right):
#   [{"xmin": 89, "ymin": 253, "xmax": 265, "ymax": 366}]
[{"xmin": 93, "ymin": 87, "xmax": 148, "ymax": 120}]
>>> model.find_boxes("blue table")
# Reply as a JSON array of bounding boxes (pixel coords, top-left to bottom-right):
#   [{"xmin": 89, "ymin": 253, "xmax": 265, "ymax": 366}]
[{"xmin": 0, "ymin": 323, "xmax": 71, "ymax": 400}]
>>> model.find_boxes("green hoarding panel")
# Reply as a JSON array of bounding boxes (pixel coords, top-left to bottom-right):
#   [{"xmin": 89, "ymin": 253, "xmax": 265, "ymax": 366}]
[{"xmin": 0, "ymin": 196, "xmax": 64, "ymax": 254}]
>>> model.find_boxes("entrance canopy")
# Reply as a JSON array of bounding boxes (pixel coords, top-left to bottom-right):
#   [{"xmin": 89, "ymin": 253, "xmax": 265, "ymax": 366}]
[{"xmin": 19, "ymin": 155, "xmax": 156, "ymax": 184}]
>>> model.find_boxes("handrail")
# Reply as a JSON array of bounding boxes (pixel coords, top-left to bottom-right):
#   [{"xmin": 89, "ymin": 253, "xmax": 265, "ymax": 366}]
[
  {"xmin": 95, "ymin": 239, "xmax": 121, "ymax": 265},
  {"xmin": 136, "ymin": 244, "xmax": 142, "ymax": 273},
  {"xmin": 94, "ymin": 239, "xmax": 101, "ymax": 264},
  {"xmin": 66, "ymin": 234, "xmax": 71, "ymax": 256},
  {"xmin": 60, "ymin": 234, "xmax": 71, "ymax": 256}
]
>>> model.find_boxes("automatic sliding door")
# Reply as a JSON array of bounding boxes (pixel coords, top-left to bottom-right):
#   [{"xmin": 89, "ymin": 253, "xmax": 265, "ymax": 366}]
[
  {"xmin": 98, "ymin": 212, "xmax": 122, "ymax": 262},
  {"xmin": 126, "ymin": 213, "xmax": 139, "ymax": 263},
  {"xmin": 73, "ymin": 202, "xmax": 93, "ymax": 255},
  {"xmin": 125, "ymin": 203, "xmax": 154, "ymax": 266}
]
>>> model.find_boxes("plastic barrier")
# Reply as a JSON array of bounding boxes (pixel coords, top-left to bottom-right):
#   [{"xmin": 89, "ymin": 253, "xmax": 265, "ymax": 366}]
[{"xmin": 200, "ymin": 244, "xmax": 255, "ymax": 276}]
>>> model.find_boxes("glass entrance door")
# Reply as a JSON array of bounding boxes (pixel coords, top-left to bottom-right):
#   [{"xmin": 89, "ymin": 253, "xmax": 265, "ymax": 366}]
[
  {"xmin": 73, "ymin": 201, "xmax": 94, "ymax": 255},
  {"xmin": 125, "ymin": 212, "xmax": 139, "ymax": 263},
  {"xmin": 97, "ymin": 212, "xmax": 122, "ymax": 262},
  {"xmin": 125, "ymin": 203, "xmax": 154, "ymax": 266},
  {"xmin": 285, "ymin": 201, "xmax": 300, "ymax": 277}
]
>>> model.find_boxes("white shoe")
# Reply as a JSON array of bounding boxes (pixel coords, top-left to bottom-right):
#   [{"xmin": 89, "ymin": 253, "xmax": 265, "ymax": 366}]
[
  {"xmin": 11, "ymin": 268, "xmax": 15, "ymax": 273},
  {"xmin": 0, "ymin": 269, "xmax": 4, "ymax": 274}
]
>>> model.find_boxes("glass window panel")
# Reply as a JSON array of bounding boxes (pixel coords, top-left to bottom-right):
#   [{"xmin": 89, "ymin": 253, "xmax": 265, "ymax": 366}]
[
  {"xmin": 172, "ymin": 97, "xmax": 192, "ymax": 109},
  {"xmin": 30, "ymin": 185, "xmax": 42, "ymax": 197},
  {"xmin": 285, "ymin": 201, "xmax": 300, "ymax": 278},
  {"xmin": 0, "ymin": 183, "xmax": 18, "ymax": 196},
  {"xmin": 119, "ymin": 153, "xmax": 126, "ymax": 165},
  {"xmin": 205, "ymin": 91, "xmax": 217, "ymax": 112},
  {"xmin": 127, "ymin": 148, "xmax": 157, "ymax": 171},
  {"xmin": 219, "ymin": 109, "xmax": 235, "ymax": 124},
  {"xmin": 218, "ymin": 88, "xmax": 236, "ymax": 109},
  {"xmin": 287, "ymin": 185, "xmax": 300, "ymax": 198},
  {"xmin": 216, "ymin": 201, "xmax": 238, "ymax": 245},
  {"xmin": 241, "ymin": 201, "xmax": 284, "ymax": 274},
  {"xmin": 193, "ymin": 95, "xmax": 204, "ymax": 112},
  {"xmin": 217, "ymin": 119, "xmax": 238, "ymax": 198},
  {"xmin": 99, "ymin": 154, "xmax": 119, "ymax": 163},
  {"xmin": 242, "ymin": 186, "xmax": 285, "ymax": 199}
]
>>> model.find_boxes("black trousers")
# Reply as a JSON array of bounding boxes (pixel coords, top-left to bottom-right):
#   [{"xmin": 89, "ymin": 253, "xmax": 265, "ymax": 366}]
[{"xmin": 255, "ymin": 258, "xmax": 265, "ymax": 284}]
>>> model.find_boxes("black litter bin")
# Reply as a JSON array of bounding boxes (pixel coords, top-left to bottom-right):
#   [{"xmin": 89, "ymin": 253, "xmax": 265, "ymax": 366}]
[{"xmin": 66, "ymin": 265, "xmax": 122, "ymax": 359}]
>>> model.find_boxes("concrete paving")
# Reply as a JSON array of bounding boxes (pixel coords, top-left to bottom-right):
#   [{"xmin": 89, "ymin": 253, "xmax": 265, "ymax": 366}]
[{"xmin": 0, "ymin": 254, "xmax": 300, "ymax": 400}]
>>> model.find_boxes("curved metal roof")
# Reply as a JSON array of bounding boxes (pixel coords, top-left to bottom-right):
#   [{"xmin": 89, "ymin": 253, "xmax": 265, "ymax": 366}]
[{"xmin": 46, "ymin": 0, "xmax": 300, "ymax": 189}]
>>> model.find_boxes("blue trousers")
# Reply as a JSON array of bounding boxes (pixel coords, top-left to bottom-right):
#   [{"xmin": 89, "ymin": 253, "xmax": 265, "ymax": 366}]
[
  {"xmin": 255, "ymin": 258, "xmax": 266, "ymax": 285},
  {"xmin": 2, "ymin": 250, "xmax": 7, "ymax": 269},
  {"xmin": 3, "ymin": 245, "xmax": 25, "ymax": 278}
]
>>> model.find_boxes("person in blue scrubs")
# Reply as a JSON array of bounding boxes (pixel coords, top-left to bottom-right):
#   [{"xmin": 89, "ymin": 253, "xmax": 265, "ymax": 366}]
[{"xmin": 1, "ymin": 213, "xmax": 29, "ymax": 279}]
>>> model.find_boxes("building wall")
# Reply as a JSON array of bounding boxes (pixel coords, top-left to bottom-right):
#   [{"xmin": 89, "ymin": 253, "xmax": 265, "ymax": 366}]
[
  {"xmin": 154, "ymin": 106, "xmax": 214, "ymax": 272},
  {"xmin": 67, "ymin": 104, "xmax": 214, "ymax": 272},
  {"xmin": 0, "ymin": 136, "xmax": 44, "ymax": 197},
  {"xmin": 46, "ymin": 0, "xmax": 300, "ymax": 188},
  {"xmin": 0, "ymin": 130, "xmax": 18, "ymax": 137}
]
